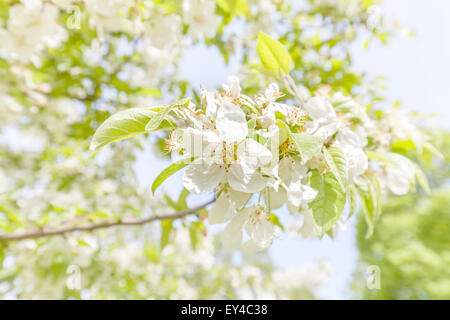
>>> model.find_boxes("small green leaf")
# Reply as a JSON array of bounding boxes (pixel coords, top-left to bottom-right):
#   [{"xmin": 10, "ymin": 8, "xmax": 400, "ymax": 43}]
[
  {"xmin": 358, "ymin": 175, "xmax": 382, "ymax": 238},
  {"xmin": 309, "ymin": 170, "xmax": 346, "ymax": 232},
  {"xmin": 145, "ymin": 98, "xmax": 190, "ymax": 132},
  {"xmin": 77, "ymin": 239, "xmax": 90, "ymax": 247},
  {"xmin": 163, "ymin": 194, "xmax": 180, "ymax": 210},
  {"xmin": 414, "ymin": 164, "xmax": 431, "ymax": 195},
  {"xmin": 163, "ymin": 188, "xmax": 190, "ymax": 211},
  {"xmin": 176, "ymin": 188, "xmax": 190, "ymax": 210},
  {"xmin": 290, "ymin": 132, "xmax": 323, "ymax": 163},
  {"xmin": 367, "ymin": 151, "xmax": 411, "ymax": 167},
  {"xmin": 217, "ymin": 0, "xmax": 248, "ymax": 15},
  {"xmin": 160, "ymin": 220, "xmax": 173, "ymax": 249},
  {"xmin": 145, "ymin": 108, "xmax": 170, "ymax": 132},
  {"xmin": 323, "ymin": 146, "xmax": 347, "ymax": 190},
  {"xmin": 247, "ymin": 118, "xmax": 257, "ymax": 129},
  {"xmin": 347, "ymin": 183, "xmax": 359, "ymax": 220},
  {"xmin": 275, "ymin": 119, "xmax": 290, "ymax": 145},
  {"xmin": 424, "ymin": 142, "xmax": 444, "ymax": 159},
  {"xmin": 240, "ymin": 95, "xmax": 260, "ymax": 115},
  {"xmin": 391, "ymin": 139, "xmax": 415, "ymax": 154},
  {"xmin": 257, "ymin": 32, "xmax": 293, "ymax": 76},
  {"xmin": 152, "ymin": 158, "xmax": 193, "ymax": 193},
  {"xmin": 367, "ymin": 151, "xmax": 388, "ymax": 162},
  {"xmin": 0, "ymin": 244, "xmax": 5, "ymax": 265},
  {"xmin": 188, "ymin": 221, "xmax": 205, "ymax": 250},
  {"xmin": 363, "ymin": 38, "xmax": 371, "ymax": 50},
  {"xmin": 90, "ymin": 108, "xmax": 155, "ymax": 151},
  {"xmin": 270, "ymin": 213, "xmax": 284, "ymax": 231}
]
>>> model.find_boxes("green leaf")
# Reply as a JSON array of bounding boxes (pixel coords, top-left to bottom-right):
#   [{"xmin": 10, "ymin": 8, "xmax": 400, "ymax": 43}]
[
  {"xmin": 347, "ymin": 183, "xmax": 359, "ymax": 220},
  {"xmin": 0, "ymin": 244, "xmax": 4, "ymax": 266},
  {"xmin": 152, "ymin": 158, "xmax": 193, "ymax": 194},
  {"xmin": 247, "ymin": 118, "xmax": 257, "ymax": 129},
  {"xmin": 309, "ymin": 170, "xmax": 346, "ymax": 232},
  {"xmin": 90, "ymin": 108, "xmax": 155, "ymax": 151},
  {"xmin": 163, "ymin": 188, "xmax": 190, "ymax": 211},
  {"xmin": 163, "ymin": 194, "xmax": 181, "ymax": 210},
  {"xmin": 188, "ymin": 221, "xmax": 205, "ymax": 250},
  {"xmin": 358, "ymin": 175, "xmax": 382, "ymax": 238},
  {"xmin": 240, "ymin": 95, "xmax": 260, "ymax": 115},
  {"xmin": 77, "ymin": 239, "xmax": 91, "ymax": 247},
  {"xmin": 217, "ymin": 0, "xmax": 248, "ymax": 15},
  {"xmin": 367, "ymin": 151, "xmax": 411, "ymax": 167},
  {"xmin": 176, "ymin": 188, "xmax": 190, "ymax": 210},
  {"xmin": 424, "ymin": 142, "xmax": 444, "ymax": 159},
  {"xmin": 290, "ymin": 132, "xmax": 323, "ymax": 163},
  {"xmin": 275, "ymin": 119, "xmax": 290, "ymax": 145},
  {"xmin": 257, "ymin": 32, "xmax": 293, "ymax": 76},
  {"xmin": 367, "ymin": 151, "xmax": 388, "ymax": 162},
  {"xmin": 270, "ymin": 213, "xmax": 284, "ymax": 231},
  {"xmin": 391, "ymin": 139, "xmax": 415, "ymax": 154},
  {"xmin": 145, "ymin": 98, "xmax": 190, "ymax": 132},
  {"xmin": 160, "ymin": 220, "xmax": 173, "ymax": 249},
  {"xmin": 323, "ymin": 146, "xmax": 347, "ymax": 190},
  {"xmin": 414, "ymin": 164, "xmax": 431, "ymax": 195}
]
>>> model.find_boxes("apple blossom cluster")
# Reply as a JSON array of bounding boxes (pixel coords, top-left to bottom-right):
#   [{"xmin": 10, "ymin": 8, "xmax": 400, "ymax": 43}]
[
  {"xmin": 1, "ymin": 0, "xmax": 427, "ymax": 300},
  {"xmin": 141, "ymin": 76, "xmax": 428, "ymax": 252}
]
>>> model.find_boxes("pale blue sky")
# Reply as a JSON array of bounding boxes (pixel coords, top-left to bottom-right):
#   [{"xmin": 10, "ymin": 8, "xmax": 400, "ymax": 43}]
[
  {"xmin": 353, "ymin": 0, "xmax": 450, "ymax": 129},
  {"xmin": 135, "ymin": 0, "xmax": 450, "ymax": 299}
]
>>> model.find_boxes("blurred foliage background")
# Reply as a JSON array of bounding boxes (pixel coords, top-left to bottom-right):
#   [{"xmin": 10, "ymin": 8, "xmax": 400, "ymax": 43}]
[
  {"xmin": 0, "ymin": 0, "xmax": 447, "ymax": 299},
  {"xmin": 353, "ymin": 132, "xmax": 450, "ymax": 299}
]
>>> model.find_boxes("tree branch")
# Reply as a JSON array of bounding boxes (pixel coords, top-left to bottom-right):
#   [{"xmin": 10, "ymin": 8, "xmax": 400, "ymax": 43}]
[{"xmin": 0, "ymin": 199, "xmax": 215, "ymax": 242}]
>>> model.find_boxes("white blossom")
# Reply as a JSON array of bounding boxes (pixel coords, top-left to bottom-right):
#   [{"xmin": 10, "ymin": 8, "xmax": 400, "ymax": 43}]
[
  {"xmin": 220, "ymin": 206, "xmax": 274, "ymax": 251},
  {"xmin": 278, "ymin": 157, "xmax": 318, "ymax": 209},
  {"xmin": 183, "ymin": 0, "xmax": 222, "ymax": 40},
  {"xmin": 384, "ymin": 153, "xmax": 416, "ymax": 195},
  {"xmin": 182, "ymin": 102, "xmax": 272, "ymax": 194},
  {"xmin": 334, "ymin": 127, "xmax": 368, "ymax": 183},
  {"xmin": 0, "ymin": 2, "xmax": 67, "ymax": 63},
  {"xmin": 304, "ymin": 96, "xmax": 340, "ymax": 141}
]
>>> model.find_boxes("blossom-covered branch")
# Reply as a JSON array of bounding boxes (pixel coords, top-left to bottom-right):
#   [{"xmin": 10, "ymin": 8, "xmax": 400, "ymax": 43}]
[
  {"xmin": 90, "ymin": 68, "xmax": 432, "ymax": 252},
  {"xmin": 0, "ymin": 199, "xmax": 215, "ymax": 241},
  {"xmin": 87, "ymin": 30, "xmax": 435, "ymax": 253}
]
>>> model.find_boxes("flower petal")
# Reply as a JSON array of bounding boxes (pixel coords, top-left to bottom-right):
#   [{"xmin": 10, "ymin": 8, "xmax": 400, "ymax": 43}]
[
  {"xmin": 386, "ymin": 166, "xmax": 411, "ymax": 195},
  {"xmin": 241, "ymin": 239, "xmax": 265, "ymax": 253},
  {"xmin": 278, "ymin": 157, "xmax": 307, "ymax": 183},
  {"xmin": 286, "ymin": 182, "xmax": 304, "ymax": 208},
  {"xmin": 182, "ymin": 128, "xmax": 219, "ymax": 158},
  {"xmin": 228, "ymin": 163, "xmax": 268, "ymax": 193},
  {"xmin": 220, "ymin": 210, "xmax": 247, "ymax": 251},
  {"xmin": 228, "ymin": 189, "xmax": 251, "ymax": 208},
  {"xmin": 203, "ymin": 92, "xmax": 220, "ymax": 121},
  {"xmin": 222, "ymin": 76, "xmax": 241, "ymax": 98},
  {"xmin": 208, "ymin": 193, "xmax": 234, "ymax": 224},
  {"xmin": 307, "ymin": 118, "xmax": 339, "ymax": 141},
  {"xmin": 264, "ymin": 187, "xmax": 286, "ymax": 210},
  {"xmin": 183, "ymin": 159, "xmax": 225, "ymax": 194},
  {"xmin": 244, "ymin": 215, "xmax": 274, "ymax": 249},
  {"xmin": 220, "ymin": 226, "xmax": 242, "ymax": 251},
  {"xmin": 342, "ymin": 145, "xmax": 368, "ymax": 182},
  {"xmin": 216, "ymin": 101, "xmax": 248, "ymax": 143},
  {"xmin": 304, "ymin": 96, "xmax": 336, "ymax": 120},
  {"xmin": 335, "ymin": 127, "xmax": 364, "ymax": 148},
  {"xmin": 301, "ymin": 185, "xmax": 318, "ymax": 203},
  {"xmin": 237, "ymin": 138, "xmax": 273, "ymax": 170},
  {"xmin": 384, "ymin": 153, "xmax": 415, "ymax": 195},
  {"xmin": 298, "ymin": 209, "xmax": 320, "ymax": 239}
]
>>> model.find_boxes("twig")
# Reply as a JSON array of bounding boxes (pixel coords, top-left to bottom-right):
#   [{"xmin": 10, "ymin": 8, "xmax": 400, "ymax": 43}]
[{"xmin": 0, "ymin": 199, "xmax": 215, "ymax": 242}]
